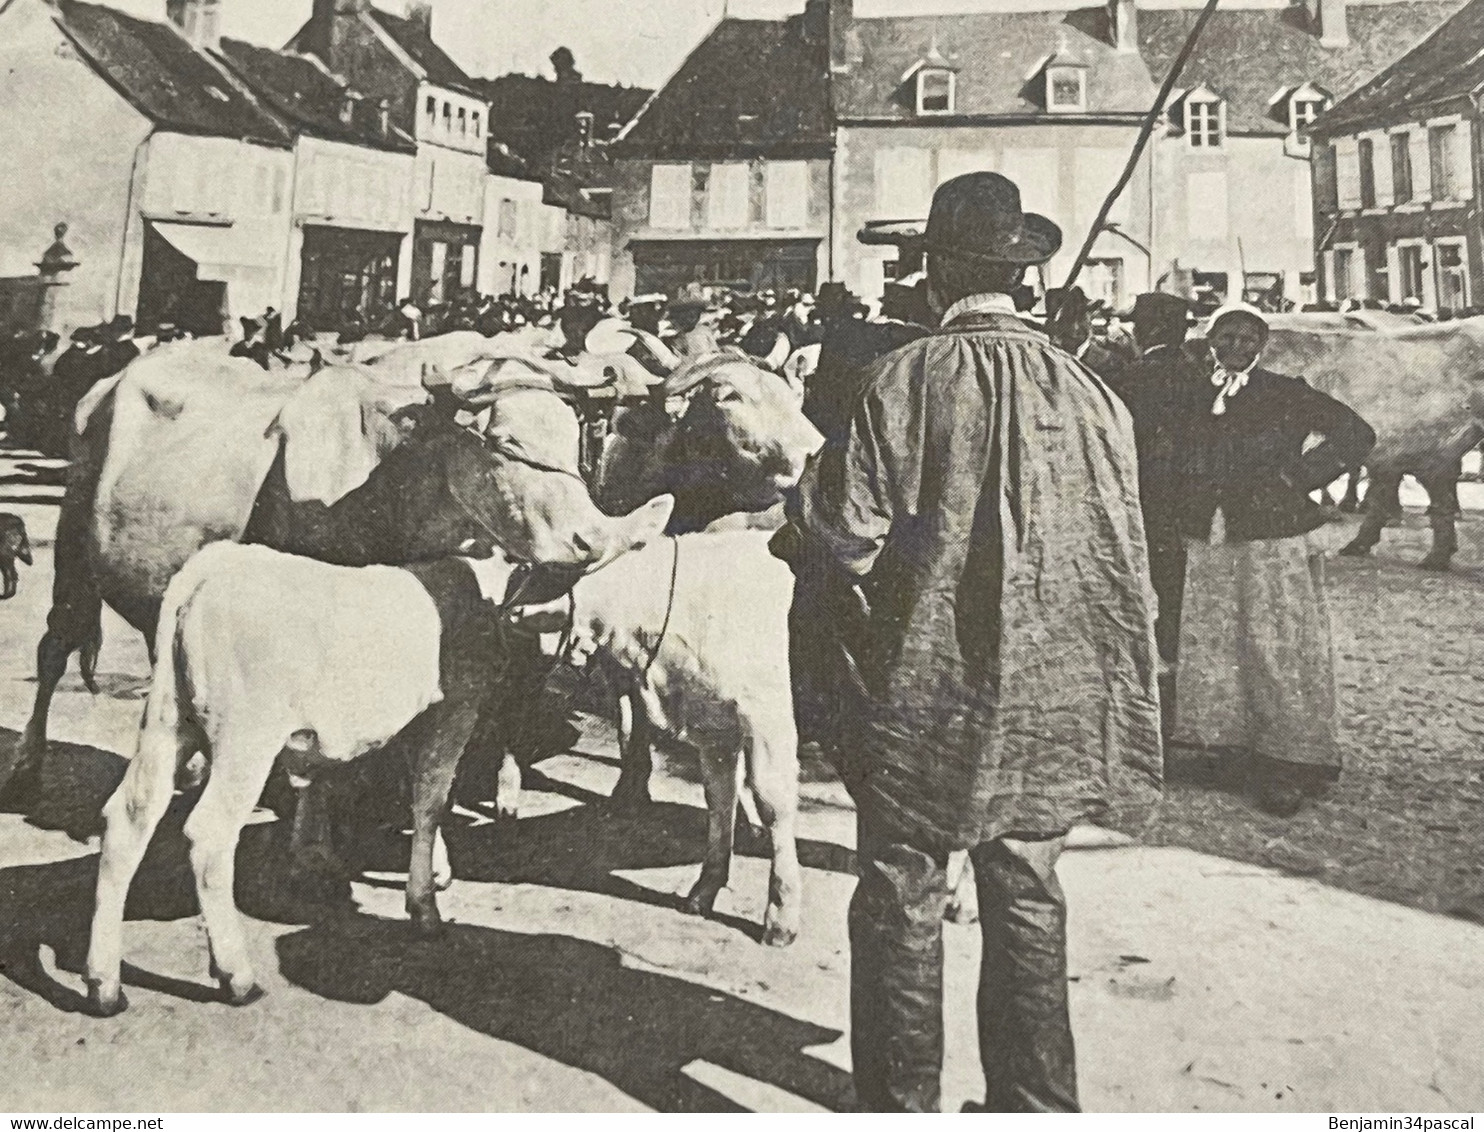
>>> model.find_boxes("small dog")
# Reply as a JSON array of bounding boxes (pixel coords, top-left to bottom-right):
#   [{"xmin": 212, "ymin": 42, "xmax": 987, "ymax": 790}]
[{"xmin": 0, "ymin": 513, "xmax": 33, "ymax": 599}]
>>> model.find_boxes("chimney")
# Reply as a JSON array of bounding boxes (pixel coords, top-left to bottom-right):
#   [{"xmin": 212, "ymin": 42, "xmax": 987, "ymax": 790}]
[
  {"xmin": 378, "ymin": 98, "xmax": 391, "ymax": 138},
  {"xmin": 305, "ymin": 0, "xmax": 368, "ymax": 64},
  {"xmin": 1319, "ymin": 0, "xmax": 1349, "ymax": 46},
  {"xmin": 802, "ymin": 0, "xmax": 828, "ymax": 44},
  {"xmin": 405, "ymin": 1, "xmax": 432, "ymax": 36},
  {"xmin": 340, "ymin": 89, "xmax": 362, "ymax": 127},
  {"xmin": 166, "ymin": 0, "xmax": 222, "ymax": 50},
  {"xmin": 1109, "ymin": 0, "xmax": 1137, "ymax": 52},
  {"xmin": 829, "ymin": 0, "xmax": 856, "ymax": 75}
]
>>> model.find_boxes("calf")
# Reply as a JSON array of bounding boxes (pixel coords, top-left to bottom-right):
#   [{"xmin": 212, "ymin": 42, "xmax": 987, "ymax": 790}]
[
  {"xmin": 515, "ymin": 529, "xmax": 802, "ymax": 945},
  {"xmin": 85, "ymin": 542, "xmax": 525, "ymax": 1016},
  {"xmin": 0, "ymin": 513, "xmax": 31, "ymax": 599}
]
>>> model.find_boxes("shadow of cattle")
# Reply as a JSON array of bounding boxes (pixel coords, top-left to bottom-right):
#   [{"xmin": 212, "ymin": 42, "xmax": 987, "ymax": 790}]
[{"xmin": 275, "ymin": 915, "xmax": 852, "ymax": 1112}]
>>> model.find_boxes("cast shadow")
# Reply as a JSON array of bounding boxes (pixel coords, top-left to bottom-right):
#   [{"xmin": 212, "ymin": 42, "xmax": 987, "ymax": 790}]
[{"xmin": 275, "ymin": 913, "xmax": 852, "ymax": 1112}]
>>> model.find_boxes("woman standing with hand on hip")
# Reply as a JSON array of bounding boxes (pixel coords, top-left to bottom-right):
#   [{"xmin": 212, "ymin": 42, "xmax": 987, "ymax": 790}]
[{"xmin": 1172, "ymin": 304, "xmax": 1375, "ymax": 817}]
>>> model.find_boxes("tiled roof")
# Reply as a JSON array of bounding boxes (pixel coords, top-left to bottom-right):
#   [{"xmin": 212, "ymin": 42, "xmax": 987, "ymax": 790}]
[
  {"xmin": 1139, "ymin": 0, "xmax": 1466, "ymax": 137},
  {"xmin": 366, "ymin": 7, "xmax": 482, "ymax": 97},
  {"xmin": 831, "ymin": 9, "xmax": 1158, "ymax": 119},
  {"xmin": 216, "ymin": 39, "xmax": 415, "ymax": 152},
  {"xmin": 613, "ymin": 15, "xmax": 833, "ymax": 158},
  {"xmin": 54, "ymin": 0, "xmax": 292, "ymax": 147},
  {"xmin": 1312, "ymin": 0, "xmax": 1484, "ymax": 133}
]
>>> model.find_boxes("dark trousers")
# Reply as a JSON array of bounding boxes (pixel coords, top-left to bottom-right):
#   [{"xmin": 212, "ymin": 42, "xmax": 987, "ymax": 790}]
[{"xmin": 849, "ymin": 822, "xmax": 1077, "ymax": 1113}]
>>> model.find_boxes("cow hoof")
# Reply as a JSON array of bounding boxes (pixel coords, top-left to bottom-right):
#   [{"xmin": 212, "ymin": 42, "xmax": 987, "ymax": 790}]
[
  {"xmin": 220, "ymin": 981, "xmax": 266, "ymax": 1008},
  {"xmin": 1419, "ymin": 555, "xmax": 1453, "ymax": 572},
  {"xmin": 85, "ymin": 982, "xmax": 127, "ymax": 1018},
  {"xmin": 410, "ymin": 914, "xmax": 447, "ymax": 941},
  {"xmin": 761, "ymin": 920, "xmax": 798, "ymax": 948},
  {"xmin": 606, "ymin": 787, "xmax": 652, "ymax": 814},
  {"xmin": 1336, "ymin": 540, "xmax": 1372, "ymax": 558}
]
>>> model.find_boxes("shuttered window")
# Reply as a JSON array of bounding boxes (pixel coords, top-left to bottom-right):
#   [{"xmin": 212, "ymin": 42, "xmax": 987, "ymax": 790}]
[
  {"xmin": 706, "ymin": 162, "xmax": 751, "ymax": 230},
  {"xmin": 765, "ymin": 161, "xmax": 809, "ymax": 229},
  {"xmin": 649, "ymin": 163, "xmax": 692, "ymax": 229},
  {"xmin": 1335, "ymin": 139, "xmax": 1362, "ymax": 208}
]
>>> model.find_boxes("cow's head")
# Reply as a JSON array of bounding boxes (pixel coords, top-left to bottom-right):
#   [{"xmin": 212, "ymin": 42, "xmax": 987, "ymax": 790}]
[{"xmin": 658, "ymin": 353, "xmax": 824, "ymax": 514}]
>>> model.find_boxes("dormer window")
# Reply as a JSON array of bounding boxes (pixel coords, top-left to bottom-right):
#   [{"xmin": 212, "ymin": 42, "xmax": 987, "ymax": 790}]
[
  {"xmin": 1046, "ymin": 63, "xmax": 1087, "ymax": 112},
  {"xmin": 1292, "ymin": 96, "xmax": 1325, "ymax": 135},
  {"xmin": 1184, "ymin": 89, "xmax": 1224, "ymax": 149},
  {"xmin": 903, "ymin": 51, "xmax": 959, "ymax": 116},
  {"xmin": 918, "ymin": 68, "xmax": 955, "ymax": 114}
]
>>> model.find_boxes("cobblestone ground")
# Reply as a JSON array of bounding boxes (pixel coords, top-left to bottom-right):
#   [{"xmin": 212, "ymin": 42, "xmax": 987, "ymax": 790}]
[{"xmin": 1152, "ymin": 510, "xmax": 1484, "ymax": 917}]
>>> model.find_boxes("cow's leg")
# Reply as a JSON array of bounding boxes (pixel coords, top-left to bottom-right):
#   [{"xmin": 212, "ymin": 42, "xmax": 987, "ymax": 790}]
[
  {"xmin": 406, "ymin": 700, "xmax": 482, "ymax": 938},
  {"xmin": 686, "ymin": 743, "xmax": 740, "ymax": 920},
  {"xmin": 1419, "ymin": 471, "xmax": 1461, "ymax": 571},
  {"xmin": 185, "ymin": 726, "xmax": 279, "ymax": 1008},
  {"xmin": 1339, "ymin": 469, "xmax": 1363, "ymax": 514},
  {"xmin": 745, "ymin": 725, "xmax": 802, "ymax": 947},
  {"xmin": 1, "ymin": 629, "xmax": 76, "ymax": 805},
  {"xmin": 944, "ymin": 850, "xmax": 979, "ymax": 925},
  {"xmin": 288, "ymin": 777, "xmax": 352, "ymax": 888},
  {"xmin": 85, "ymin": 720, "xmax": 183, "ymax": 1016},
  {"xmin": 610, "ymin": 688, "xmax": 654, "ymax": 810},
  {"xmin": 1339, "ymin": 471, "xmax": 1401, "ymax": 556},
  {"xmin": 1, "ymin": 560, "xmax": 16, "ymax": 599}
]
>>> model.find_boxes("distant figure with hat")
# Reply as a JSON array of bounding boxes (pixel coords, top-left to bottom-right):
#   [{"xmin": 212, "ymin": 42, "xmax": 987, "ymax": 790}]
[
  {"xmin": 1115, "ymin": 292, "xmax": 1199, "ymax": 694},
  {"xmin": 776, "ymin": 171, "xmax": 1162, "ymax": 1111},
  {"xmin": 1046, "ymin": 285, "xmax": 1124, "ymax": 382},
  {"xmin": 1163, "ymin": 303, "xmax": 1374, "ymax": 817},
  {"xmin": 664, "ymin": 282, "xmax": 722, "ymax": 358}
]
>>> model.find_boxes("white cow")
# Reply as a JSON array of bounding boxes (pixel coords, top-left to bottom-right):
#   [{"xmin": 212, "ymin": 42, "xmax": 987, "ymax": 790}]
[{"xmin": 515, "ymin": 529, "xmax": 802, "ymax": 945}]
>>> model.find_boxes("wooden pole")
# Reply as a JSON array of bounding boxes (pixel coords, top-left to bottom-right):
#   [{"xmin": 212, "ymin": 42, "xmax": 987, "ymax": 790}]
[{"xmin": 1050, "ymin": 0, "xmax": 1224, "ymax": 322}]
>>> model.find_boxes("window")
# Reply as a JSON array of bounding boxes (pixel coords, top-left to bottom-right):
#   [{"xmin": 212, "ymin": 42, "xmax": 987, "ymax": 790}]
[
  {"xmin": 1437, "ymin": 240, "xmax": 1469, "ymax": 310},
  {"xmin": 425, "ymin": 95, "xmax": 436, "ymax": 128},
  {"xmin": 916, "ymin": 68, "xmax": 955, "ymax": 115},
  {"xmin": 1335, "ymin": 139, "xmax": 1362, "ymax": 208},
  {"xmin": 1428, "ymin": 122, "xmax": 1471, "ymax": 201},
  {"xmin": 1046, "ymin": 65, "xmax": 1086, "ymax": 112},
  {"xmin": 457, "ymin": 107, "xmax": 467, "ymax": 136},
  {"xmin": 1399, "ymin": 244, "xmax": 1426, "ymax": 301},
  {"xmin": 1186, "ymin": 95, "xmax": 1223, "ymax": 149},
  {"xmin": 1358, "ymin": 138, "xmax": 1377, "ymax": 208},
  {"xmin": 472, "ymin": 111, "xmax": 481, "ymax": 138},
  {"xmin": 649, "ymin": 163, "xmax": 691, "ymax": 229},
  {"xmin": 765, "ymin": 161, "xmax": 809, "ymax": 229},
  {"xmin": 1333, "ymin": 247, "xmax": 1354, "ymax": 301},
  {"xmin": 1430, "ymin": 124, "xmax": 1457, "ymax": 200},
  {"xmin": 498, "ymin": 198, "xmax": 517, "ymax": 239},
  {"xmin": 706, "ymin": 162, "xmax": 750, "ymax": 229},
  {"xmin": 1291, "ymin": 96, "xmax": 1326, "ymax": 137},
  {"xmin": 442, "ymin": 101, "xmax": 452, "ymax": 132},
  {"xmin": 1391, "ymin": 132, "xmax": 1414, "ymax": 203}
]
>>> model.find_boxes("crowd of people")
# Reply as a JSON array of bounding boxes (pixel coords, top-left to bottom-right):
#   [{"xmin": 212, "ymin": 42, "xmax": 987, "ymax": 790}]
[{"xmin": 0, "ymin": 184, "xmax": 1384, "ymax": 1112}]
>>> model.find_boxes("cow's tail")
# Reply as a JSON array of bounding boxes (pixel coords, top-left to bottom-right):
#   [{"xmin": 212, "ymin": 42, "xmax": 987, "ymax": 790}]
[{"xmin": 140, "ymin": 546, "xmax": 222, "ymax": 771}]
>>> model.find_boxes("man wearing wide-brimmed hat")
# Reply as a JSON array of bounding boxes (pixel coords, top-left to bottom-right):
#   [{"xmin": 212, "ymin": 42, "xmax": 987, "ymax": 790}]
[{"xmin": 780, "ymin": 172, "xmax": 1162, "ymax": 1111}]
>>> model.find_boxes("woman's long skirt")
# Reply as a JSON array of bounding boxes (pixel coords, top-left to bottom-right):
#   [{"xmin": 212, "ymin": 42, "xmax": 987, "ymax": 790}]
[{"xmin": 1172, "ymin": 529, "xmax": 1341, "ymax": 771}]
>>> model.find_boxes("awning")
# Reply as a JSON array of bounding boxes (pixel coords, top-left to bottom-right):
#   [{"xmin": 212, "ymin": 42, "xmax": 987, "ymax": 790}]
[
  {"xmin": 151, "ymin": 222, "xmax": 279, "ymax": 280},
  {"xmin": 858, "ymin": 220, "xmax": 926, "ymax": 247}
]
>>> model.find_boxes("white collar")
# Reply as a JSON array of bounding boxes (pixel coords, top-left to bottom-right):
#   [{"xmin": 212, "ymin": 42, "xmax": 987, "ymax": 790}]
[{"xmin": 940, "ymin": 293, "xmax": 1019, "ymax": 326}]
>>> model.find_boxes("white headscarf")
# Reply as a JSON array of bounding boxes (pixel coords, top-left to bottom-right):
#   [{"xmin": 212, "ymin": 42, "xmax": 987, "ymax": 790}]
[{"xmin": 1205, "ymin": 302, "xmax": 1269, "ymax": 416}]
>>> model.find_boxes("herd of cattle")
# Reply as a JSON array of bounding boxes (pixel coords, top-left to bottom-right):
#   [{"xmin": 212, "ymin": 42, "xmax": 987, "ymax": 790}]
[{"xmin": 2, "ymin": 304, "xmax": 1482, "ymax": 1018}]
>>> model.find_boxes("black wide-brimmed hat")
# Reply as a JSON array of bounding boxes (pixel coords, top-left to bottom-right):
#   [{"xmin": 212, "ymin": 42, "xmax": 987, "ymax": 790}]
[{"xmin": 924, "ymin": 172, "xmax": 1062, "ymax": 266}]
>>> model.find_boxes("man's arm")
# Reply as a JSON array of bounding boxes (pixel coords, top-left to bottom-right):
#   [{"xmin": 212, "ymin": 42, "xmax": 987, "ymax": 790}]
[{"xmin": 788, "ymin": 381, "xmax": 895, "ymax": 577}]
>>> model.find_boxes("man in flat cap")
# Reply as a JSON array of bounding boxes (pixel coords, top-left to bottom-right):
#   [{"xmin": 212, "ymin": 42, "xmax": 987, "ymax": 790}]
[{"xmin": 780, "ymin": 172, "xmax": 1162, "ymax": 1111}]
